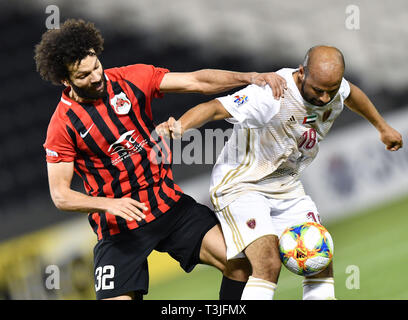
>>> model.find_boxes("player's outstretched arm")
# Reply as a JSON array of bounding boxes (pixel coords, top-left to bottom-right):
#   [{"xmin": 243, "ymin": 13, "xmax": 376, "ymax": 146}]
[
  {"xmin": 344, "ymin": 81, "xmax": 403, "ymax": 151},
  {"xmin": 47, "ymin": 162, "xmax": 148, "ymax": 221},
  {"xmin": 156, "ymin": 99, "xmax": 230, "ymax": 139},
  {"xmin": 159, "ymin": 69, "xmax": 287, "ymax": 99}
]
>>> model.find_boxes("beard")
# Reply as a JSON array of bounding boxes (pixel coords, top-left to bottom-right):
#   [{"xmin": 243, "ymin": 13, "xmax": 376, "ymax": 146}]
[
  {"xmin": 70, "ymin": 74, "xmax": 108, "ymax": 101},
  {"xmin": 300, "ymin": 80, "xmax": 326, "ymax": 106}
]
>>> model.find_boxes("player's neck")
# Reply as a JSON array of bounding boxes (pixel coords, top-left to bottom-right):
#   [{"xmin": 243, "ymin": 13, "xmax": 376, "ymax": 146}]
[
  {"xmin": 68, "ymin": 87, "xmax": 97, "ymax": 104},
  {"xmin": 292, "ymin": 71, "xmax": 302, "ymax": 92}
]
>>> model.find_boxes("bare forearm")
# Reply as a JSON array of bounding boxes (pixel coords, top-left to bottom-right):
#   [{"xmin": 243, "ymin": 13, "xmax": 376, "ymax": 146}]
[
  {"xmin": 160, "ymin": 69, "xmax": 287, "ymax": 98},
  {"xmin": 161, "ymin": 70, "xmax": 258, "ymax": 95},
  {"xmin": 191, "ymin": 69, "xmax": 257, "ymax": 94},
  {"xmin": 51, "ymin": 186, "xmax": 148, "ymax": 221},
  {"xmin": 344, "ymin": 82, "xmax": 403, "ymax": 151},
  {"xmin": 51, "ymin": 187, "xmax": 108, "ymax": 213},
  {"xmin": 179, "ymin": 99, "xmax": 230, "ymax": 131},
  {"xmin": 47, "ymin": 162, "xmax": 147, "ymax": 221},
  {"xmin": 345, "ymin": 82, "xmax": 387, "ymax": 131}
]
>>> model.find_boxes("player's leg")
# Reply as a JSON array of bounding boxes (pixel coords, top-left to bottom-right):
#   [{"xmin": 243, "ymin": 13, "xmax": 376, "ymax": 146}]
[
  {"xmin": 219, "ymin": 258, "xmax": 251, "ymax": 300},
  {"xmin": 243, "ymin": 234, "xmax": 281, "ymax": 282},
  {"xmin": 93, "ymin": 241, "xmax": 150, "ymax": 300},
  {"xmin": 213, "ymin": 193, "xmax": 280, "ymax": 300},
  {"xmin": 92, "ymin": 224, "xmax": 161, "ymax": 300},
  {"xmin": 272, "ymin": 196, "xmax": 336, "ymax": 300},
  {"xmin": 198, "ymin": 224, "xmax": 251, "ymax": 299},
  {"xmin": 157, "ymin": 194, "xmax": 251, "ymax": 300},
  {"xmin": 303, "ymin": 262, "xmax": 335, "ymax": 300},
  {"xmin": 240, "ymin": 234, "xmax": 281, "ymax": 300}
]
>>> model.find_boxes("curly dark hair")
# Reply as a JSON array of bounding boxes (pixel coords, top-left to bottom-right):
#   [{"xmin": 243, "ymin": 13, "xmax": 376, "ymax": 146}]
[{"xmin": 34, "ymin": 19, "xmax": 104, "ymax": 85}]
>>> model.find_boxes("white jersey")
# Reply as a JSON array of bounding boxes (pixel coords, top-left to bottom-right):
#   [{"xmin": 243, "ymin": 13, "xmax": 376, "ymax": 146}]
[{"xmin": 210, "ymin": 68, "xmax": 351, "ymax": 211}]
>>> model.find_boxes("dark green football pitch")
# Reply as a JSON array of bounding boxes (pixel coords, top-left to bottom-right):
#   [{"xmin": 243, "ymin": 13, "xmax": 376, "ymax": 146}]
[{"xmin": 145, "ymin": 195, "xmax": 408, "ymax": 300}]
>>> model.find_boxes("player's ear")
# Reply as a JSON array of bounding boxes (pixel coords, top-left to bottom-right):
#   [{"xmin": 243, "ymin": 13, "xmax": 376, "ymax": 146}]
[
  {"xmin": 61, "ymin": 79, "xmax": 70, "ymax": 87},
  {"xmin": 298, "ymin": 65, "xmax": 305, "ymax": 80}
]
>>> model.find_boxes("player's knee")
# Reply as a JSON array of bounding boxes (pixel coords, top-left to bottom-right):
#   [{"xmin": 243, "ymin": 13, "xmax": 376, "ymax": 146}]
[
  {"xmin": 244, "ymin": 235, "xmax": 281, "ymax": 281},
  {"xmin": 223, "ymin": 258, "xmax": 251, "ymax": 282},
  {"xmin": 251, "ymin": 256, "xmax": 281, "ymax": 281},
  {"xmin": 199, "ymin": 224, "xmax": 228, "ymax": 270}
]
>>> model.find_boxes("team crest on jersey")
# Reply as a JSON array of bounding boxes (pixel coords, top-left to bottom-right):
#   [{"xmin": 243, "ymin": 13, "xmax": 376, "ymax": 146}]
[
  {"xmin": 234, "ymin": 95, "xmax": 248, "ymax": 106},
  {"xmin": 246, "ymin": 218, "xmax": 256, "ymax": 229},
  {"xmin": 111, "ymin": 92, "xmax": 132, "ymax": 115}
]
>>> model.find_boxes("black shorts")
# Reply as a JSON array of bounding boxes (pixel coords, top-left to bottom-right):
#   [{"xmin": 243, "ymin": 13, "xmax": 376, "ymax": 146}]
[{"xmin": 92, "ymin": 194, "xmax": 219, "ymax": 299}]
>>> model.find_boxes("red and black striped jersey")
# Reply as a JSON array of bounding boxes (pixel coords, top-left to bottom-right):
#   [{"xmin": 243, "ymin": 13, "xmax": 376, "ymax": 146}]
[{"xmin": 44, "ymin": 64, "xmax": 183, "ymax": 240}]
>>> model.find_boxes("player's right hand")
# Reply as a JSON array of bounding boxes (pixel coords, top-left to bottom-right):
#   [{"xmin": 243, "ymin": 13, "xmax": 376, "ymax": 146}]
[
  {"xmin": 155, "ymin": 117, "xmax": 183, "ymax": 139},
  {"xmin": 251, "ymin": 72, "xmax": 287, "ymax": 100},
  {"xmin": 104, "ymin": 197, "xmax": 148, "ymax": 222}
]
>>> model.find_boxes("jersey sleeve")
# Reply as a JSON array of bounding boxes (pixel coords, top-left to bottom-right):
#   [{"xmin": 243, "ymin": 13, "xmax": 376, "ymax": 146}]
[
  {"xmin": 117, "ymin": 64, "xmax": 169, "ymax": 99},
  {"xmin": 216, "ymin": 84, "xmax": 280, "ymax": 128},
  {"xmin": 339, "ymin": 77, "xmax": 351, "ymax": 100},
  {"xmin": 43, "ymin": 112, "xmax": 76, "ymax": 163}
]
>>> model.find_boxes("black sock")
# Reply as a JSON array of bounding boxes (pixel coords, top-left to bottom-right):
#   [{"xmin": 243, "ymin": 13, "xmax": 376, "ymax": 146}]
[{"xmin": 219, "ymin": 276, "xmax": 247, "ymax": 300}]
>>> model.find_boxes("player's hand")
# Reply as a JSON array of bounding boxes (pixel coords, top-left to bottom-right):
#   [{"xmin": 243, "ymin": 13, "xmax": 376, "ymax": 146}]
[
  {"xmin": 251, "ymin": 72, "xmax": 287, "ymax": 100},
  {"xmin": 104, "ymin": 197, "xmax": 148, "ymax": 222},
  {"xmin": 379, "ymin": 125, "xmax": 403, "ymax": 151},
  {"xmin": 155, "ymin": 117, "xmax": 184, "ymax": 139}
]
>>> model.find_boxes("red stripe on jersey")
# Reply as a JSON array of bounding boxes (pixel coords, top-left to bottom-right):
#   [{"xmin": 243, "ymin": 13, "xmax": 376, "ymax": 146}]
[
  {"xmin": 105, "ymin": 211, "xmax": 120, "ymax": 236},
  {"xmin": 154, "ymin": 184, "xmax": 171, "ymax": 214},
  {"xmin": 125, "ymin": 188, "xmax": 148, "ymax": 230},
  {"xmin": 162, "ymin": 175, "xmax": 182, "ymax": 202},
  {"xmin": 160, "ymin": 139, "xmax": 173, "ymax": 167},
  {"xmin": 91, "ymin": 213, "xmax": 103, "ymax": 240},
  {"xmin": 167, "ymin": 168, "xmax": 183, "ymax": 194}
]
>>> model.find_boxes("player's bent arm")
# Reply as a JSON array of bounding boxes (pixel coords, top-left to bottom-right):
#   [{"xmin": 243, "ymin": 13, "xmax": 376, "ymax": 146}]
[
  {"xmin": 160, "ymin": 70, "xmax": 286, "ymax": 99},
  {"xmin": 180, "ymin": 99, "xmax": 231, "ymax": 131},
  {"xmin": 156, "ymin": 99, "xmax": 230, "ymax": 139},
  {"xmin": 344, "ymin": 82, "xmax": 388, "ymax": 130},
  {"xmin": 344, "ymin": 81, "xmax": 403, "ymax": 151},
  {"xmin": 46, "ymin": 162, "xmax": 147, "ymax": 221}
]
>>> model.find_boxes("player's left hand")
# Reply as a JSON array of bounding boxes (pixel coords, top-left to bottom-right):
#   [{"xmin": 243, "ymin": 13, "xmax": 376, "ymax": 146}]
[
  {"xmin": 251, "ymin": 72, "xmax": 287, "ymax": 100},
  {"xmin": 379, "ymin": 125, "xmax": 403, "ymax": 151}
]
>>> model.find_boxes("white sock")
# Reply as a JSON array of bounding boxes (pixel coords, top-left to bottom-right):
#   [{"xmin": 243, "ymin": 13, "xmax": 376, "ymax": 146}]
[
  {"xmin": 303, "ymin": 277, "xmax": 335, "ymax": 300},
  {"xmin": 241, "ymin": 276, "xmax": 277, "ymax": 300}
]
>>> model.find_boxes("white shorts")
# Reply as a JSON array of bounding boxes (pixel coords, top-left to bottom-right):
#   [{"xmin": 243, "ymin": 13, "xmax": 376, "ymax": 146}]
[{"xmin": 215, "ymin": 192, "xmax": 322, "ymax": 260}]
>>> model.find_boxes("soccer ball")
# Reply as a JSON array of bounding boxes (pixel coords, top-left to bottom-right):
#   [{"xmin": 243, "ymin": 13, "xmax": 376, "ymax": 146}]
[{"xmin": 278, "ymin": 222, "xmax": 334, "ymax": 276}]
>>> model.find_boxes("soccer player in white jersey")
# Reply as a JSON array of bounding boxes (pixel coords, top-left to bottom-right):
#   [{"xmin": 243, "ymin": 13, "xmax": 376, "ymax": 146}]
[{"xmin": 157, "ymin": 46, "xmax": 403, "ymax": 300}]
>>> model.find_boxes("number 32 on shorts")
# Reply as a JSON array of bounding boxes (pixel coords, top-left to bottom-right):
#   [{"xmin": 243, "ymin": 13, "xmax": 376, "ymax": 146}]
[{"xmin": 95, "ymin": 265, "xmax": 115, "ymax": 291}]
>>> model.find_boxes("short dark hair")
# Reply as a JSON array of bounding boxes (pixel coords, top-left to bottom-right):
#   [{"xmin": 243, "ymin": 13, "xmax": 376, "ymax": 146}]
[{"xmin": 34, "ymin": 19, "xmax": 104, "ymax": 85}]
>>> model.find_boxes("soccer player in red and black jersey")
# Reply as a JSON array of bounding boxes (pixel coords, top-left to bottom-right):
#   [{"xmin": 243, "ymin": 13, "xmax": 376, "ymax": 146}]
[{"xmin": 34, "ymin": 19, "xmax": 287, "ymax": 300}]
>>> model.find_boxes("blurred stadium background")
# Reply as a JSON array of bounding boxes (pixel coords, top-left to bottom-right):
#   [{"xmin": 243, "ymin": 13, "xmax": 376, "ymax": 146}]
[{"xmin": 0, "ymin": 0, "xmax": 407, "ymax": 299}]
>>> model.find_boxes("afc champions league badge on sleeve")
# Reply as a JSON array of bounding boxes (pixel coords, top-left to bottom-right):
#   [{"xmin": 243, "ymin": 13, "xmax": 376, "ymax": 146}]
[
  {"xmin": 110, "ymin": 92, "xmax": 132, "ymax": 115},
  {"xmin": 234, "ymin": 95, "xmax": 248, "ymax": 107}
]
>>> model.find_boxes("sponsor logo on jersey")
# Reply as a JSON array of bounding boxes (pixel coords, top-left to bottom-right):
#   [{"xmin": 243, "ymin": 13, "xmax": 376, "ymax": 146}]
[
  {"xmin": 286, "ymin": 115, "xmax": 298, "ymax": 125},
  {"xmin": 110, "ymin": 92, "xmax": 132, "ymax": 115},
  {"xmin": 108, "ymin": 130, "xmax": 148, "ymax": 165},
  {"xmin": 233, "ymin": 95, "xmax": 248, "ymax": 106},
  {"xmin": 46, "ymin": 148, "xmax": 58, "ymax": 157},
  {"xmin": 80, "ymin": 123, "xmax": 94, "ymax": 139}
]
